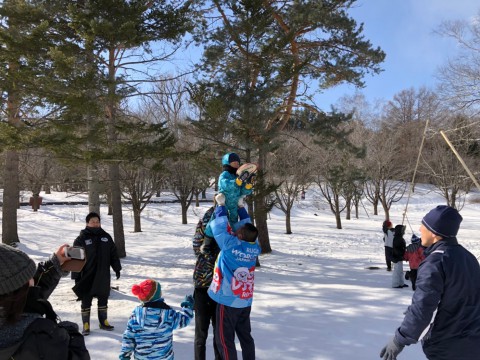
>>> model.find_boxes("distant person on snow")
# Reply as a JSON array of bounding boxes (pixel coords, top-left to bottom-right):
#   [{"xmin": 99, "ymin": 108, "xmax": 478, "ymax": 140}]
[
  {"xmin": 380, "ymin": 205, "xmax": 480, "ymax": 360},
  {"xmin": 71, "ymin": 212, "xmax": 122, "ymax": 335},
  {"xmin": 382, "ymin": 220, "xmax": 394, "ymax": 271},
  {"xmin": 403, "ymin": 234, "xmax": 425, "ymax": 290},
  {"xmin": 208, "ymin": 193, "xmax": 261, "ymax": 360},
  {"xmin": 391, "ymin": 224, "xmax": 407, "ymax": 288},
  {"xmin": 119, "ymin": 279, "xmax": 194, "ymax": 360}
]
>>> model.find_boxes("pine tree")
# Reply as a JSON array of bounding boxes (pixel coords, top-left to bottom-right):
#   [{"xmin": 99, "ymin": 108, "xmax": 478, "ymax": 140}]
[{"xmin": 192, "ymin": 0, "xmax": 385, "ymax": 252}]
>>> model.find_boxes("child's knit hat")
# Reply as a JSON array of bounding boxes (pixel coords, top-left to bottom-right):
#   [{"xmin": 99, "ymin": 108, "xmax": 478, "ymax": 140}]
[
  {"xmin": 131, "ymin": 279, "xmax": 162, "ymax": 303},
  {"xmin": 411, "ymin": 234, "xmax": 421, "ymax": 244}
]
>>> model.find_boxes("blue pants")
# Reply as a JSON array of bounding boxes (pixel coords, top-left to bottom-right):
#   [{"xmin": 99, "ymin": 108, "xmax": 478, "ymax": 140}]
[{"xmin": 215, "ymin": 304, "xmax": 255, "ymax": 360}]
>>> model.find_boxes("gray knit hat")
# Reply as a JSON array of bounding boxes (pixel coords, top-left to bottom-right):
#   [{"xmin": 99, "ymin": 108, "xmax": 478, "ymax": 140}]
[{"xmin": 0, "ymin": 244, "xmax": 36, "ymax": 295}]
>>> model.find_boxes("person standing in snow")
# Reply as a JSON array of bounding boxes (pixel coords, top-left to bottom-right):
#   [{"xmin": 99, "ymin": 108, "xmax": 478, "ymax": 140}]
[
  {"xmin": 208, "ymin": 193, "xmax": 261, "ymax": 360},
  {"xmin": 382, "ymin": 220, "xmax": 394, "ymax": 271},
  {"xmin": 119, "ymin": 279, "xmax": 194, "ymax": 360},
  {"xmin": 403, "ymin": 234, "xmax": 425, "ymax": 290},
  {"xmin": 380, "ymin": 205, "xmax": 480, "ymax": 360},
  {"xmin": 71, "ymin": 212, "xmax": 122, "ymax": 335},
  {"xmin": 390, "ymin": 224, "xmax": 408, "ymax": 288},
  {"xmin": 192, "ymin": 205, "xmax": 221, "ymax": 360}
]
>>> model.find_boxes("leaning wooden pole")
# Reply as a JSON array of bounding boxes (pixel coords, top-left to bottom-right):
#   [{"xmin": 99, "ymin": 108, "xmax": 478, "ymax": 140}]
[
  {"xmin": 440, "ymin": 130, "xmax": 480, "ymax": 191},
  {"xmin": 402, "ymin": 118, "xmax": 430, "ymax": 226}
]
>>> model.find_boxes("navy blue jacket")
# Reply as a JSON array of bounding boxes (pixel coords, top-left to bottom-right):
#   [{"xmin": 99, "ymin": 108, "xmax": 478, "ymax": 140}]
[{"xmin": 395, "ymin": 238, "xmax": 480, "ymax": 358}]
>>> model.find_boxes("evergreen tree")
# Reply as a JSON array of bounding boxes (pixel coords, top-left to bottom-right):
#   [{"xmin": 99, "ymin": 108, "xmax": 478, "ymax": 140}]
[
  {"xmin": 0, "ymin": 0, "xmax": 81, "ymax": 245},
  {"xmin": 192, "ymin": 0, "xmax": 385, "ymax": 252}
]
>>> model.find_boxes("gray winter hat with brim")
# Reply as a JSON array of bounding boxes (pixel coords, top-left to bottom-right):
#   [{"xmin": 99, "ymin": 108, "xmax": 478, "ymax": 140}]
[{"xmin": 0, "ymin": 244, "xmax": 36, "ymax": 295}]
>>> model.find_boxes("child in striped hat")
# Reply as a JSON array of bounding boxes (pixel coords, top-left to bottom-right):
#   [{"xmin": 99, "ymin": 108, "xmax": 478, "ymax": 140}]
[{"xmin": 119, "ymin": 279, "xmax": 194, "ymax": 360}]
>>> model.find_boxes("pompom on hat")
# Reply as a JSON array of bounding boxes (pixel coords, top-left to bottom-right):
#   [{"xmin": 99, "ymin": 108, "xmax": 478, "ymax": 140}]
[
  {"xmin": 131, "ymin": 279, "xmax": 162, "ymax": 303},
  {"xmin": 0, "ymin": 244, "xmax": 36, "ymax": 295},
  {"xmin": 421, "ymin": 205, "xmax": 463, "ymax": 239}
]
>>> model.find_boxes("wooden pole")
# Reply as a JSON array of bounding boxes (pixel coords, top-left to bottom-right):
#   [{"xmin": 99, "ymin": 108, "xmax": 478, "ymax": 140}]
[
  {"xmin": 402, "ymin": 118, "xmax": 430, "ymax": 225},
  {"xmin": 439, "ymin": 130, "xmax": 480, "ymax": 191}
]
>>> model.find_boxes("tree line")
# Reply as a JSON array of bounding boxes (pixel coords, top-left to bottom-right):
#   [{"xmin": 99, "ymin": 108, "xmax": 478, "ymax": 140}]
[{"xmin": 1, "ymin": 1, "xmax": 479, "ymax": 257}]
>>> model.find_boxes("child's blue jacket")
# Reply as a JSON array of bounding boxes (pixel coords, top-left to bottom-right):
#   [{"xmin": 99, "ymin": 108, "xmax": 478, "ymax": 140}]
[
  {"xmin": 204, "ymin": 170, "xmax": 252, "ymax": 238},
  {"xmin": 207, "ymin": 206, "xmax": 260, "ymax": 308},
  {"xmin": 119, "ymin": 299, "xmax": 193, "ymax": 360}
]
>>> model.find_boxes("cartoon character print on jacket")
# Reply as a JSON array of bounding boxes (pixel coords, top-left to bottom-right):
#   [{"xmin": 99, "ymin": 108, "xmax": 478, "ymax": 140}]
[
  {"xmin": 210, "ymin": 266, "xmax": 223, "ymax": 294},
  {"xmin": 231, "ymin": 266, "xmax": 255, "ymax": 299}
]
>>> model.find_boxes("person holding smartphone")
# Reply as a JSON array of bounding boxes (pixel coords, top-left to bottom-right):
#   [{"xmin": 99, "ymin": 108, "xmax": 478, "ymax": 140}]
[
  {"xmin": 71, "ymin": 212, "xmax": 122, "ymax": 335},
  {"xmin": 0, "ymin": 243, "xmax": 90, "ymax": 359}
]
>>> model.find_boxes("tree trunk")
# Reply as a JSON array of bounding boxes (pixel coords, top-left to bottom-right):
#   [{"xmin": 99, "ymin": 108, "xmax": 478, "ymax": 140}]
[
  {"xmin": 109, "ymin": 162, "xmax": 126, "ymax": 257},
  {"xmin": 2, "ymin": 150, "xmax": 20, "ymax": 245},
  {"xmin": 285, "ymin": 210, "xmax": 292, "ymax": 234},
  {"xmin": 2, "ymin": 57, "xmax": 21, "ymax": 245},
  {"xmin": 254, "ymin": 149, "xmax": 272, "ymax": 253},
  {"xmin": 181, "ymin": 201, "xmax": 188, "ymax": 224},
  {"xmin": 88, "ymin": 165, "xmax": 101, "ymax": 214},
  {"xmin": 334, "ymin": 194, "xmax": 342, "ymax": 229},
  {"xmin": 133, "ymin": 208, "xmax": 142, "ymax": 232},
  {"xmin": 345, "ymin": 198, "xmax": 351, "ymax": 220}
]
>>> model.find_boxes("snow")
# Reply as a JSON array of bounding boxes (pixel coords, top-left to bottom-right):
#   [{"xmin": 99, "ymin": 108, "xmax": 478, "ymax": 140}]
[{"xmin": 4, "ymin": 184, "xmax": 480, "ymax": 359}]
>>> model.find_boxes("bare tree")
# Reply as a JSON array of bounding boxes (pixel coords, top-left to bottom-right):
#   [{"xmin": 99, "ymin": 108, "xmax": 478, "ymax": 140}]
[
  {"xmin": 364, "ymin": 127, "xmax": 407, "ymax": 219},
  {"xmin": 420, "ymin": 114, "xmax": 478, "ymax": 209},
  {"xmin": 121, "ymin": 162, "xmax": 165, "ymax": 232},
  {"xmin": 269, "ymin": 133, "xmax": 314, "ymax": 234},
  {"xmin": 19, "ymin": 149, "xmax": 55, "ymax": 212},
  {"xmin": 436, "ymin": 16, "xmax": 480, "ymax": 113},
  {"xmin": 166, "ymin": 158, "xmax": 197, "ymax": 224}
]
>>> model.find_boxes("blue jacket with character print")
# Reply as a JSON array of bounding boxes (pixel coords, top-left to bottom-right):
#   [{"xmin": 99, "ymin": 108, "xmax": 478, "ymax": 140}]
[{"xmin": 207, "ymin": 206, "xmax": 261, "ymax": 308}]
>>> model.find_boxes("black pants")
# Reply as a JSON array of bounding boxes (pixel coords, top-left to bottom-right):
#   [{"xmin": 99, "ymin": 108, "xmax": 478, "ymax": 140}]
[
  {"xmin": 385, "ymin": 247, "xmax": 393, "ymax": 269},
  {"xmin": 81, "ymin": 294, "xmax": 108, "ymax": 310},
  {"xmin": 409, "ymin": 269, "xmax": 418, "ymax": 290},
  {"xmin": 215, "ymin": 304, "xmax": 255, "ymax": 360},
  {"xmin": 194, "ymin": 288, "xmax": 221, "ymax": 360}
]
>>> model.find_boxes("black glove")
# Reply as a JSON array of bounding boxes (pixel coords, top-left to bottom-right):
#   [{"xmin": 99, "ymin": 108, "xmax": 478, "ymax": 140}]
[
  {"xmin": 380, "ymin": 337, "xmax": 404, "ymax": 360},
  {"xmin": 115, "ymin": 271, "xmax": 121, "ymax": 280},
  {"xmin": 181, "ymin": 294, "xmax": 194, "ymax": 310},
  {"xmin": 237, "ymin": 170, "xmax": 250, "ymax": 183}
]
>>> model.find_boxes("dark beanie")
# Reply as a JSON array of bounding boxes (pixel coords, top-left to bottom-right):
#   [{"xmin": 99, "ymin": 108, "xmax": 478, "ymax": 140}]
[
  {"xmin": 422, "ymin": 205, "xmax": 462, "ymax": 238},
  {"xmin": 0, "ymin": 244, "xmax": 36, "ymax": 295}
]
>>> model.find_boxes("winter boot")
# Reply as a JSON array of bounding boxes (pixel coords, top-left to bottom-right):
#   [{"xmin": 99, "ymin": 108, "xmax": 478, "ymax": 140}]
[
  {"xmin": 81, "ymin": 308, "xmax": 91, "ymax": 336},
  {"xmin": 98, "ymin": 306, "xmax": 114, "ymax": 331}
]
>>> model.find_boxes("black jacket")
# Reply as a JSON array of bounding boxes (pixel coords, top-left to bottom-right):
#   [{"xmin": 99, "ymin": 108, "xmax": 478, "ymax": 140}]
[
  {"xmin": 391, "ymin": 225, "xmax": 406, "ymax": 263},
  {"xmin": 0, "ymin": 255, "xmax": 90, "ymax": 360},
  {"xmin": 72, "ymin": 227, "xmax": 122, "ymax": 300},
  {"xmin": 193, "ymin": 207, "xmax": 220, "ymax": 288}
]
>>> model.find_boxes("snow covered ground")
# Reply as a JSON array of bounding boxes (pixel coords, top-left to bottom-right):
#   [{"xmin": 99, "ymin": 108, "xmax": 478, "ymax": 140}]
[{"xmin": 3, "ymin": 184, "xmax": 480, "ymax": 359}]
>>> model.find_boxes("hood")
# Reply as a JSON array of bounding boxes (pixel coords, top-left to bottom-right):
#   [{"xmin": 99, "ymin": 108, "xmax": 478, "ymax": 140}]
[
  {"xmin": 394, "ymin": 224, "xmax": 405, "ymax": 236},
  {"xmin": 82, "ymin": 227, "xmax": 107, "ymax": 237},
  {"xmin": 132, "ymin": 299, "xmax": 168, "ymax": 329}
]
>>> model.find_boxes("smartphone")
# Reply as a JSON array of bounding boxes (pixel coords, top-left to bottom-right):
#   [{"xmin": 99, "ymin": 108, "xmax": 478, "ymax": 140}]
[{"xmin": 64, "ymin": 246, "xmax": 86, "ymax": 260}]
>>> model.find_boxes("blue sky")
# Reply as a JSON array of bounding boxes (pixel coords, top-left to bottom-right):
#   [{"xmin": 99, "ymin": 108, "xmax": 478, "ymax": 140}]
[{"xmin": 318, "ymin": 0, "xmax": 480, "ymax": 109}]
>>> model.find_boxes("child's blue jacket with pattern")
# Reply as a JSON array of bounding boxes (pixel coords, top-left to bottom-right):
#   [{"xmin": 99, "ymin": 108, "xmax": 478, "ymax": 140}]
[
  {"xmin": 204, "ymin": 170, "xmax": 252, "ymax": 238},
  {"xmin": 119, "ymin": 299, "xmax": 193, "ymax": 360}
]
